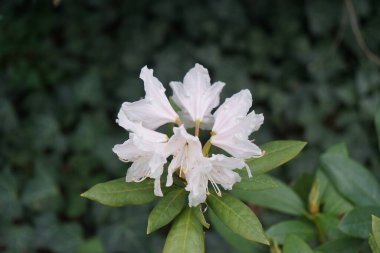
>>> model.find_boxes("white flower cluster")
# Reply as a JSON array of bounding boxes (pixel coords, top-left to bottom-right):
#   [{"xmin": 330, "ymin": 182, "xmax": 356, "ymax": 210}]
[{"xmin": 113, "ymin": 64, "xmax": 264, "ymax": 207}]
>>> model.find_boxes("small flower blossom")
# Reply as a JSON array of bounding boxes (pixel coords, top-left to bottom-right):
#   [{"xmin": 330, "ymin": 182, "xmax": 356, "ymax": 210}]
[
  {"xmin": 112, "ymin": 135, "xmax": 167, "ymax": 197},
  {"xmin": 121, "ymin": 66, "xmax": 180, "ymax": 130},
  {"xmin": 113, "ymin": 108, "xmax": 169, "ymax": 196},
  {"xmin": 170, "ymin": 63, "xmax": 225, "ymax": 129},
  {"xmin": 165, "ymin": 125, "xmax": 204, "ymax": 187},
  {"xmin": 211, "ymin": 89, "xmax": 264, "ymax": 159},
  {"xmin": 185, "ymin": 155, "xmax": 247, "ymax": 207}
]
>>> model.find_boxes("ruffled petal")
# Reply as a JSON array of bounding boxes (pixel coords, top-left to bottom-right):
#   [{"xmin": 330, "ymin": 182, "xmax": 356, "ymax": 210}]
[
  {"xmin": 112, "ymin": 138, "xmax": 146, "ymax": 162},
  {"xmin": 209, "ymin": 155, "xmax": 244, "ymax": 190},
  {"xmin": 117, "ymin": 109, "xmax": 168, "ymax": 143},
  {"xmin": 212, "ymin": 89, "xmax": 252, "ymax": 135},
  {"xmin": 122, "ymin": 66, "xmax": 179, "ymax": 129},
  {"xmin": 170, "ymin": 64, "xmax": 224, "ymax": 127},
  {"xmin": 125, "ymin": 157, "xmax": 151, "ymax": 182},
  {"xmin": 211, "ymin": 89, "xmax": 264, "ymax": 159},
  {"xmin": 166, "ymin": 125, "xmax": 204, "ymax": 187},
  {"xmin": 239, "ymin": 111, "xmax": 264, "ymax": 137},
  {"xmin": 211, "ymin": 134, "xmax": 263, "ymax": 159},
  {"xmin": 185, "ymin": 159, "xmax": 211, "ymax": 207}
]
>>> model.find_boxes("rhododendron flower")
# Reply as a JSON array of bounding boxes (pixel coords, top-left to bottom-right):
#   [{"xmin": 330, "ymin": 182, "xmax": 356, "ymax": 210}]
[
  {"xmin": 165, "ymin": 125, "xmax": 204, "ymax": 187},
  {"xmin": 185, "ymin": 154, "xmax": 247, "ymax": 207},
  {"xmin": 113, "ymin": 64, "xmax": 264, "ymax": 207},
  {"xmin": 113, "ymin": 109, "xmax": 169, "ymax": 196}
]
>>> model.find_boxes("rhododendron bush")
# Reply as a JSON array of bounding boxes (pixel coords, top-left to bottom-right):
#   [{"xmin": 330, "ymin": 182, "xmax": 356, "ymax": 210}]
[{"xmin": 82, "ymin": 64, "xmax": 304, "ymax": 252}]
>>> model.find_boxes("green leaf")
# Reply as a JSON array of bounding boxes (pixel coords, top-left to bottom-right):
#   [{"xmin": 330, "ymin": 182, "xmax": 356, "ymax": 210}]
[
  {"xmin": 316, "ymin": 143, "xmax": 349, "ymax": 202},
  {"xmin": 246, "ymin": 140, "xmax": 306, "ymax": 175},
  {"xmin": 373, "ymin": 215, "xmax": 380, "ymax": 246},
  {"xmin": 163, "ymin": 207, "xmax": 204, "ymax": 253},
  {"xmin": 375, "ymin": 103, "xmax": 380, "ymax": 151},
  {"xmin": 321, "ymin": 154, "xmax": 380, "ymax": 206},
  {"xmin": 316, "ymin": 170, "xmax": 353, "ymax": 215},
  {"xmin": 315, "ymin": 145, "xmax": 353, "ymax": 215},
  {"xmin": 147, "ymin": 188, "xmax": 186, "ymax": 234},
  {"xmin": 315, "ymin": 237, "xmax": 363, "ymax": 253},
  {"xmin": 81, "ymin": 178, "xmax": 156, "ymax": 207},
  {"xmin": 234, "ymin": 174, "xmax": 279, "ymax": 192},
  {"xmin": 193, "ymin": 206, "xmax": 210, "ymax": 229},
  {"xmin": 320, "ymin": 181, "xmax": 353, "ymax": 215},
  {"xmin": 266, "ymin": 220, "xmax": 316, "ymax": 244},
  {"xmin": 325, "ymin": 142, "xmax": 349, "ymax": 156},
  {"xmin": 339, "ymin": 206, "xmax": 380, "ymax": 239},
  {"xmin": 207, "ymin": 193, "xmax": 268, "ymax": 245},
  {"xmin": 232, "ymin": 177, "xmax": 306, "ymax": 216},
  {"xmin": 76, "ymin": 238, "xmax": 104, "ymax": 253},
  {"xmin": 315, "ymin": 213, "xmax": 345, "ymax": 240},
  {"xmin": 369, "ymin": 234, "xmax": 380, "ymax": 253},
  {"xmin": 208, "ymin": 208, "xmax": 266, "ymax": 253},
  {"xmin": 283, "ymin": 235, "xmax": 313, "ymax": 253}
]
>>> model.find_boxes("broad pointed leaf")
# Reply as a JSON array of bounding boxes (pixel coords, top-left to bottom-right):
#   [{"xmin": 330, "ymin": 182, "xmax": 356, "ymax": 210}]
[
  {"xmin": 207, "ymin": 193, "xmax": 268, "ymax": 245},
  {"xmin": 369, "ymin": 234, "xmax": 380, "ymax": 253},
  {"xmin": 208, "ymin": 208, "xmax": 266, "ymax": 253},
  {"xmin": 147, "ymin": 188, "xmax": 186, "ymax": 234},
  {"xmin": 339, "ymin": 206, "xmax": 380, "ymax": 239},
  {"xmin": 81, "ymin": 178, "xmax": 156, "ymax": 207},
  {"xmin": 315, "ymin": 144, "xmax": 353, "ymax": 215},
  {"xmin": 283, "ymin": 235, "xmax": 313, "ymax": 253},
  {"xmin": 316, "ymin": 171, "xmax": 353, "ymax": 215},
  {"xmin": 315, "ymin": 213, "xmax": 345, "ymax": 240},
  {"xmin": 163, "ymin": 208, "xmax": 204, "ymax": 253},
  {"xmin": 373, "ymin": 215, "xmax": 380, "ymax": 246},
  {"xmin": 232, "ymin": 177, "xmax": 306, "ymax": 216},
  {"xmin": 315, "ymin": 237, "xmax": 363, "ymax": 253},
  {"xmin": 246, "ymin": 141, "xmax": 306, "ymax": 175},
  {"xmin": 321, "ymin": 155, "xmax": 380, "ymax": 206},
  {"xmin": 234, "ymin": 174, "xmax": 279, "ymax": 192},
  {"xmin": 266, "ymin": 220, "xmax": 316, "ymax": 244}
]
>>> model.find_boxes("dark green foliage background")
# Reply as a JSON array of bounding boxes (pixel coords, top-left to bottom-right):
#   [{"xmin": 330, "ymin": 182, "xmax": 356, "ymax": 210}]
[{"xmin": 0, "ymin": 0, "xmax": 379, "ymax": 252}]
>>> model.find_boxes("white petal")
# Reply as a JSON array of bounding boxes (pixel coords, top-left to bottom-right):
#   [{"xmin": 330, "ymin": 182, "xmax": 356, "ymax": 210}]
[
  {"xmin": 122, "ymin": 66, "xmax": 179, "ymax": 129},
  {"xmin": 148, "ymin": 154, "xmax": 166, "ymax": 178},
  {"xmin": 117, "ymin": 108, "xmax": 168, "ymax": 143},
  {"xmin": 209, "ymin": 155, "xmax": 244, "ymax": 190},
  {"xmin": 188, "ymin": 190, "xmax": 207, "ymax": 207},
  {"xmin": 165, "ymin": 126, "xmax": 203, "ymax": 187},
  {"xmin": 240, "ymin": 111, "xmax": 264, "ymax": 137},
  {"xmin": 154, "ymin": 177, "xmax": 163, "ymax": 197},
  {"xmin": 126, "ymin": 157, "xmax": 151, "ymax": 182},
  {"xmin": 211, "ymin": 89, "xmax": 264, "ymax": 159},
  {"xmin": 170, "ymin": 63, "xmax": 225, "ymax": 124},
  {"xmin": 185, "ymin": 159, "xmax": 211, "ymax": 207},
  {"xmin": 212, "ymin": 89, "xmax": 252, "ymax": 135},
  {"xmin": 112, "ymin": 140, "xmax": 140, "ymax": 162},
  {"xmin": 211, "ymin": 134, "xmax": 263, "ymax": 159}
]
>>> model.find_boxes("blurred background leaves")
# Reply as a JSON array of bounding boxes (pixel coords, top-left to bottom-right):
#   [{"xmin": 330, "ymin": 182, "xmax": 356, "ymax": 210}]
[{"xmin": 0, "ymin": 0, "xmax": 379, "ymax": 252}]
